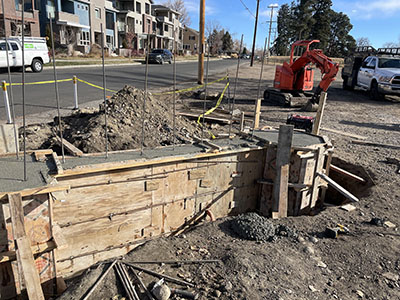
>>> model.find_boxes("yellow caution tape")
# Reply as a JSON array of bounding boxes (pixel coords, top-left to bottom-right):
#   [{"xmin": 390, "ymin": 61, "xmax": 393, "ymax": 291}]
[
  {"xmin": 7, "ymin": 78, "xmax": 73, "ymax": 86},
  {"xmin": 76, "ymin": 78, "xmax": 118, "ymax": 93},
  {"xmin": 154, "ymin": 76, "xmax": 228, "ymax": 96},
  {"xmin": 197, "ymin": 82, "xmax": 230, "ymax": 139}
]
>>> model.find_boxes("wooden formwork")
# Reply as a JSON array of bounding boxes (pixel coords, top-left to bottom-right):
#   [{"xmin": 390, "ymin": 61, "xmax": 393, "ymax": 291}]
[{"xmin": 0, "ymin": 133, "xmax": 332, "ymax": 298}]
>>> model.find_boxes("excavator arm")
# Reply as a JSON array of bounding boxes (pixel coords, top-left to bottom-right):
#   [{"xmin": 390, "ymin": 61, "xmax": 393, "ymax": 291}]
[{"xmin": 291, "ymin": 47, "xmax": 339, "ymax": 104}]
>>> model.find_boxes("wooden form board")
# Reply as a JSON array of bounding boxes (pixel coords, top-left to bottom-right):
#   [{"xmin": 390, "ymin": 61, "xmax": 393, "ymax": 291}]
[
  {"xmin": 52, "ymin": 150, "xmax": 264, "ymax": 277},
  {"xmin": 8, "ymin": 193, "xmax": 44, "ymax": 300}
]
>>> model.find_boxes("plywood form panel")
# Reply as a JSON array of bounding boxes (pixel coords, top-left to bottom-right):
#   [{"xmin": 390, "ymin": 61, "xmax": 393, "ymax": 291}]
[
  {"xmin": 53, "ymin": 180, "xmax": 153, "ymax": 225},
  {"xmin": 163, "ymin": 199, "xmax": 195, "ymax": 233},
  {"xmin": 57, "ymin": 209, "xmax": 152, "ymax": 259}
]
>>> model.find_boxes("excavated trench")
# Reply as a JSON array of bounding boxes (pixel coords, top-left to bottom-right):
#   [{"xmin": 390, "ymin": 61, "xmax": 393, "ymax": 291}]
[{"xmin": 324, "ymin": 157, "xmax": 375, "ymax": 205}]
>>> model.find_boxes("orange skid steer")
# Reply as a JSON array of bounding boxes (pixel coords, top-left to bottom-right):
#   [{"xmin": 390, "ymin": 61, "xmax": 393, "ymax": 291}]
[{"xmin": 264, "ymin": 40, "xmax": 339, "ymax": 111}]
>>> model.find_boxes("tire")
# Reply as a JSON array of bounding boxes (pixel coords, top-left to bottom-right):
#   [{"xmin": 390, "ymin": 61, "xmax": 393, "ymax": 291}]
[
  {"xmin": 263, "ymin": 89, "xmax": 270, "ymax": 100},
  {"xmin": 160, "ymin": 59, "xmax": 164, "ymax": 65},
  {"xmin": 369, "ymin": 81, "xmax": 383, "ymax": 101},
  {"xmin": 169, "ymin": 58, "xmax": 172, "ymax": 64},
  {"xmin": 31, "ymin": 58, "xmax": 43, "ymax": 73},
  {"xmin": 342, "ymin": 76, "xmax": 350, "ymax": 90}
]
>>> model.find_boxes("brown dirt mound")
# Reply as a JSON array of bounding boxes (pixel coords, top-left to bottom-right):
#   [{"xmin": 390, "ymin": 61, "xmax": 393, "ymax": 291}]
[{"xmin": 22, "ymin": 86, "xmax": 202, "ymax": 153}]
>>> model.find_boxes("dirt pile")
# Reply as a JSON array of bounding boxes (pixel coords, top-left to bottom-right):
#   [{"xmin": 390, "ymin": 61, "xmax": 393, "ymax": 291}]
[
  {"xmin": 230, "ymin": 213, "xmax": 298, "ymax": 242},
  {"xmin": 23, "ymin": 86, "xmax": 202, "ymax": 153}
]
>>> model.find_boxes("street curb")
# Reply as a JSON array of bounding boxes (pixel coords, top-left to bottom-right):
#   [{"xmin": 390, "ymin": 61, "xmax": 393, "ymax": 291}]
[{"xmin": 44, "ymin": 58, "xmax": 225, "ymax": 70}]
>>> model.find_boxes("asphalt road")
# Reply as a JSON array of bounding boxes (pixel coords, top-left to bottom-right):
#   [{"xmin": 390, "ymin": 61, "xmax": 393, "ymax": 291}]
[{"xmin": 0, "ymin": 59, "xmax": 240, "ymax": 119}]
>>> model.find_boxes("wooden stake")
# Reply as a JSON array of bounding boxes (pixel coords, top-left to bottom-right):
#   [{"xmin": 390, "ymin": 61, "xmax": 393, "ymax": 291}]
[
  {"xmin": 240, "ymin": 111, "xmax": 245, "ymax": 131},
  {"xmin": 272, "ymin": 125, "xmax": 294, "ymax": 218},
  {"xmin": 254, "ymin": 98, "xmax": 262, "ymax": 130},
  {"xmin": 312, "ymin": 92, "xmax": 327, "ymax": 135},
  {"xmin": 8, "ymin": 193, "xmax": 45, "ymax": 300}
]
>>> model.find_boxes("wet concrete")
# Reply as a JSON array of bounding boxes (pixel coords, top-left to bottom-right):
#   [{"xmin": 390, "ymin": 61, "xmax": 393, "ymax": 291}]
[{"xmin": 0, "ymin": 130, "xmax": 327, "ymax": 194}]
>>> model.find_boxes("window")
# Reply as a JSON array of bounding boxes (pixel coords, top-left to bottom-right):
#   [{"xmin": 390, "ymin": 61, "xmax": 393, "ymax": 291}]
[
  {"xmin": 0, "ymin": 43, "xmax": 7, "ymax": 50},
  {"xmin": 95, "ymin": 8, "xmax": 101, "ymax": 19},
  {"xmin": 136, "ymin": 1, "xmax": 141, "ymax": 13},
  {"xmin": 183, "ymin": 44, "xmax": 190, "ymax": 50},
  {"xmin": 10, "ymin": 42, "xmax": 19, "ymax": 50},
  {"xmin": 169, "ymin": 12, "xmax": 172, "ymax": 22},
  {"xmin": 164, "ymin": 24, "xmax": 168, "ymax": 32},
  {"xmin": 368, "ymin": 58, "xmax": 377, "ymax": 68},
  {"xmin": 145, "ymin": 3, "xmax": 150, "ymax": 14},
  {"xmin": 79, "ymin": 30, "xmax": 90, "ymax": 46},
  {"xmin": 189, "ymin": 35, "xmax": 195, "ymax": 41}
]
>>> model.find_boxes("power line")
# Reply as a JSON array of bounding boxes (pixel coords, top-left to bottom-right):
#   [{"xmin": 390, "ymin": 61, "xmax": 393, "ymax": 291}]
[{"xmin": 239, "ymin": 0, "xmax": 255, "ymax": 19}]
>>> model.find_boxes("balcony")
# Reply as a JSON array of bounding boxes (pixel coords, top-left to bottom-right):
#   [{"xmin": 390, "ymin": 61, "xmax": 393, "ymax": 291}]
[
  {"xmin": 156, "ymin": 16, "xmax": 172, "ymax": 24},
  {"xmin": 117, "ymin": 21, "xmax": 126, "ymax": 32},
  {"xmin": 57, "ymin": 11, "xmax": 80, "ymax": 24}
]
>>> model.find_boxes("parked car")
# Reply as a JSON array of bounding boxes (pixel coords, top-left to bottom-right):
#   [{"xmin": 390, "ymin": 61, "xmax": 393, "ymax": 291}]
[
  {"xmin": 342, "ymin": 46, "xmax": 400, "ymax": 99},
  {"xmin": 0, "ymin": 37, "xmax": 50, "ymax": 72},
  {"xmin": 148, "ymin": 49, "xmax": 173, "ymax": 64}
]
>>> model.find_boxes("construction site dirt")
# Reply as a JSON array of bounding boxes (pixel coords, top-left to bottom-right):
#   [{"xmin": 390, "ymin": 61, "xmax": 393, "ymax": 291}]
[{"xmin": 2, "ymin": 61, "xmax": 400, "ymax": 300}]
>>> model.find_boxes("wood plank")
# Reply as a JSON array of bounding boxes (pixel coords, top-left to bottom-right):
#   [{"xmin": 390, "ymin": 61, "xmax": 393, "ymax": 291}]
[
  {"xmin": 0, "ymin": 241, "xmax": 57, "ymax": 263},
  {"xmin": 312, "ymin": 92, "xmax": 327, "ymax": 135},
  {"xmin": 320, "ymin": 127, "xmax": 367, "ymax": 140},
  {"xmin": 34, "ymin": 149, "xmax": 54, "ymax": 162},
  {"xmin": 0, "ymin": 185, "xmax": 70, "ymax": 203},
  {"xmin": 8, "ymin": 193, "xmax": 45, "ymax": 300},
  {"xmin": 178, "ymin": 112, "xmax": 232, "ymax": 124},
  {"xmin": 253, "ymin": 98, "xmax": 262, "ymax": 129},
  {"xmin": 145, "ymin": 180, "xmax": 160, "ymax": 191},
  {"xmin": 330, "ymin": 164, "xmax": 366, "ymax": 183},
  {"xmin": 310, "ymin": 147, "xmax": 325, "ymax": 209},
  {"xmin": 257, "ymin": 179, "xmax": 310, "ymax": 190},
  {"xmin": 317, "ymin": 172, "xmax": 359, "ymax": 202},
  {"xmin": 352, "ymin": 140, "xmax": 400, "ymax": 149},
  {"xmin": 188, "ymin": 169, "xmax": 206, "ymax": 180},
  {"xmin": 53, "ymin": 136, "xmax": 83, "ymax": 157},
  {"xmin": 52, "ymin": 152, "xmax": 64, "ymax": 175},
  {"xmin": 272, "ymin": 125, "xmax": 294, "ymax": 219}
]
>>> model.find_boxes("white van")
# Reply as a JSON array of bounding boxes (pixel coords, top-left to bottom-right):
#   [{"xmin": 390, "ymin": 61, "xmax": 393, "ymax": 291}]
[{"xmin": 0, "ymin": 37, "xmax": 50, "ymax": 72}]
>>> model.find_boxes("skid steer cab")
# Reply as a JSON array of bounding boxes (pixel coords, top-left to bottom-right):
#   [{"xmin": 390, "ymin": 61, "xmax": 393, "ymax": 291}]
[{"xmin": 264, "ymin": 40, "xmax": 339, "ymax": 111}]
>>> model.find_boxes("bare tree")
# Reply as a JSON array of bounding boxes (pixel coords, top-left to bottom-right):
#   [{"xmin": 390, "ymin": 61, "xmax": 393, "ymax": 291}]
[
  {"xmin": 162, "ymin": 0, "xmax": 191, "ymax": 26},
  {"xmin": 206, "ymin": 19, "xmax": 221, "ymax": 39},
  {"xmin": 356, "ymin": 37, "xmax": 371, "ymax": 47}
]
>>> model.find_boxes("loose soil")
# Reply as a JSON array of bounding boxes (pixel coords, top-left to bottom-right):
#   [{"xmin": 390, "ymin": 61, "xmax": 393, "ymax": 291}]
[{"xmin": 22, "ymin": 62, "xmax": 400, "ymax": 299}]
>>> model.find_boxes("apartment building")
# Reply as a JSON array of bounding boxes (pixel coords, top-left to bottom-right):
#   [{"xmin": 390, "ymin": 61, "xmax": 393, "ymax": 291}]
[
  {"xmin": 182, "ymin": 26, "xmax": 199, "ymax": 55},
  {"xmin": 0, "ymin": 0, "xmax": 40, "ymax": 37},
  {"xmin": 152, "ymin": 4, "xmax": 183, "ymax": 51},
  {"xmin": 116, "ymin": 0, "xmax": 156, "ymax": 51}
]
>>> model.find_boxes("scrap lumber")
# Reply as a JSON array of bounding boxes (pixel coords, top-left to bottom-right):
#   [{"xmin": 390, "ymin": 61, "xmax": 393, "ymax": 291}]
[
  {"xmin": 0, "ymin": 185, "xmax": 70, "ymax": 203},
  {"xmin": 34, "ymin": 149, "xmax": 54, "ymax": 162},
  {"xmin": 52, "ymin": 152, "xmax": 64, "ymax": 175},
  {"xmin": 310, "ymin": 147, "xmax": 325, "ymax": 208},
  {"xmin": 330, "ymin": 164, "xmax": 366, "ymax": 183},
  {"xmin": 317, "ymin": 172, "xmax": 359, "ymax": 202},
  {"xmin": 320, "ymin": 128, "xmax": 367, "ymax": 140},
  {"xmin": 253, "ymin": 98, "xmax": 262, "ymax": 129},
  {"xmin": 0, "ymin": 241, "xmax": 56, "ymax": 263},
  {"xmin": 178, "ymin": 112, "xmax": 232, "ymax": 124},
  {"xmin": 193, "ymin": 136, "xmax": 222, "ymax": 151},
  {"xmin": 53, "ymin": 135, "xmax": 83, "ymax": 157},
  {"xmin": 82, "ymin": 260, "xmax": 118, "ymax": 300},
  {"xmin": 352, "ymin": 140, "xmax": 400, "ymax": 150},
  {"xmin": 8, "ymin": 193, "xmax": 45, "ymax": 300},
  {"xmin": 272, "ymin": 125, "xmax": 294, "ymax": 219},
  {"xmin": 312, "ymin": 92, "xmax": 327, "ymax": 135}
]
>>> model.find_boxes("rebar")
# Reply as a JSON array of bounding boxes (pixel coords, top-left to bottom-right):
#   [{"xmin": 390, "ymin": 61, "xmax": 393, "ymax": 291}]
[
  {"xmin": 1, "ymin": 0, "xmax": 18, "ymax": 158},
  {"xmin": 100, "ymin": 24, "xmax": 109, "ymax": 158},
  {"xmin": 173, "ymin": 32, "xmax": 177, "ymax": 150},
  {"xmin": 229, "ymin": 34, "xmax": 244, "ymax": 140},
  {"xmin": 21, "ymin": 0, "xmax": 26, "ymax": 181},
  {"xmin": 201, "ymin": 43, "xmax": 210, "ymax": 142},
  {"xmin": 49, "ymin": 15, "xmax": 65, "ymax": 163},
  {"xmin": 252, "ymin": 36, "xmax": 268, "ymax": 137},
  {"xmin": 141, "ymin": 31, "xmax": 151, "ymax": 155}
]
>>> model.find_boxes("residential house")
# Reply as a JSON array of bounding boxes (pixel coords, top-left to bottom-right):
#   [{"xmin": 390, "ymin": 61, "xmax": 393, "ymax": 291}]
[
  {"xmin": 115, "ymin": 0, "xmax": 156, "ymax": 52},
  {"xmin": 152, "ymin": 4, "xmax": 182, "ymax": 51},
  {"xmin": 90, "ymin": 0, "xmax": 118, "ymax": 49},
  {"xmin": 0, "ymin": 0, "xmax": 40, "ymax": 37},
  {"xmin": 182, "ymin": 26, "xmax": 198, "ymax": 55}
]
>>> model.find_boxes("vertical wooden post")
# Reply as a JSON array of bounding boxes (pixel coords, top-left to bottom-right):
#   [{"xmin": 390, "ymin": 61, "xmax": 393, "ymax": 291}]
[
  {"xmin": 312, "ymin": 92, "xmax": 327, "ymax": 135},
  {"xmin": 8, "ymin": 193, "xmax": 45, "ymax": 300},
  {"xmin": 197, "ymin": 0, "xmax": 205, "ymax": 84},
  {"xmin": 272, "ymin": 125, "xmax": 294, "ymax": 219},
  {"xmin": 254, "ymin": 98, "xmax": 262, "ymax": 130},
  {"xmin": 240, "ymin": 111, "xmax": 245, "ymax": 132}
]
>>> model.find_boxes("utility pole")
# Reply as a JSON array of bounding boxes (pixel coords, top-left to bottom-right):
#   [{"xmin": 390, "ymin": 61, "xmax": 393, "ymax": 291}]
[
  {"xmin": 198, "ymin": 0, "xmax": 205, "ymax": 84},
  {"xmin": 267, "ymin": 4, "xmax": 279, "ymax": 58},
  {"xmin": 250, "ymin": 0, "xmax": 260, "ymax": 67}
]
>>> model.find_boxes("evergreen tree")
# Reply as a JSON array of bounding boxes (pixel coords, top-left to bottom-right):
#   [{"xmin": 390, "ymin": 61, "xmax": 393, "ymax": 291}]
[
  {"xmin": 310, "ymin": 0, "xmax": 332, "ymax": 51},
  {"xmin": 326, "ymin": 11, "xmax": 355, "ymax": 57},
  {"xmin": 242, "ymin": 47, "xmax": 248, "ymax": 55},
  {"xmin": 274, "ymin": 3, "xmax": 293, "ymax": 56},
  {"xmin": 222, "ymin": 31, "xmax": 234, "ymax": 52}
]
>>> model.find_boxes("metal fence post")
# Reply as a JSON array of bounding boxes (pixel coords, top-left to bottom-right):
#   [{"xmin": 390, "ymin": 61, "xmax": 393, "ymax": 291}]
[
  {"xmin": 2, "ymin": 81, "xmax": 12, "ymax": 124},
  {"xmin": 73, "ymin": 75, "xmax": 78, "ymax": 109}
]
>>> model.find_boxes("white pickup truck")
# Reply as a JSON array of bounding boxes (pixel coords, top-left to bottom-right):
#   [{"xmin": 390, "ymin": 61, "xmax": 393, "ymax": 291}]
[
  {"xmin": 0, "ymin": 37, "xmax": 50, "ymax": 72},
  {"xmin": 342, "ymin": 47, "xmax": 400, "ymax": 100}
]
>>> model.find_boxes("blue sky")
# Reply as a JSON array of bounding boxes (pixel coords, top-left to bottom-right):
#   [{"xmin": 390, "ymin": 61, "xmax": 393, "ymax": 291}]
[{"xmin": 168, "ymin": 0, "xmax": 400, "ymax": 50}]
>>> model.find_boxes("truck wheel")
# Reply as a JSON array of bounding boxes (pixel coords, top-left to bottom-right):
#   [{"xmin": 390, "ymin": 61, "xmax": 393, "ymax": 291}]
[
  {"xmin": 31, "ymin": 59, "xmax": 43, "ymax": 73},
  {"xmin": 342, "ymin": 76, "xmax": 350, "ymax": 90},
  {"xmin": 369, "ymin": 81, "xmax": 383, "ymax": 101},
  {"xmin": 263, "ymin": 89, "xmax": 270, "ymax": 100}
]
